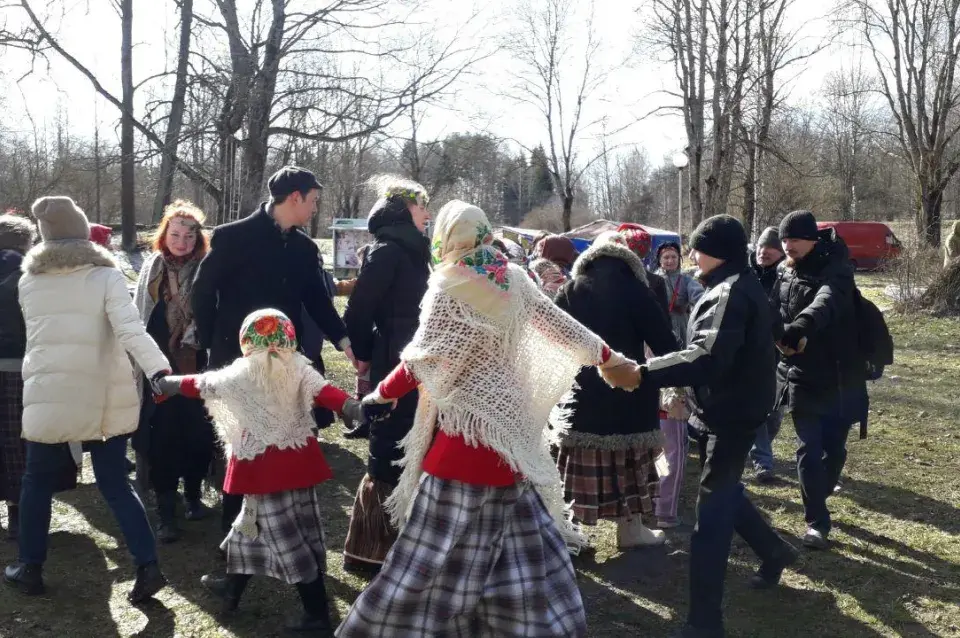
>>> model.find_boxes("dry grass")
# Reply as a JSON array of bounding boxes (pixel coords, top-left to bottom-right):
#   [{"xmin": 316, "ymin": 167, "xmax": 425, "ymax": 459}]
[{"xmin": 1, "ymin": 277, "xmax": 958, "ymax": 637}]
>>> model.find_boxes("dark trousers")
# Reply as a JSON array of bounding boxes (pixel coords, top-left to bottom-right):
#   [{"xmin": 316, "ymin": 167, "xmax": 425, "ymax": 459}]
[
  {"xmin": 19, "ymin": 436, "xmax": 157, "ymax": 566},
  {"xmin": 222, "ymin": 492, "xmax": 243, "ymax": 534},
  {"xmin": 688, "ymin": 426, "xmax": 786, "ymax": 632},
  {"xmin": 148, "ymin": 396, "xmax": 214, "ymax": 500},
  {"xmin": 792, "ymin": 409, "xmax": 851, "ymax": 534}
]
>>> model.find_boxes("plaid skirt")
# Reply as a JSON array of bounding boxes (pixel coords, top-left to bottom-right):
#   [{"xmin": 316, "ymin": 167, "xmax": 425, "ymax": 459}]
[
  {"xmin": 343, "ymin": 473, "xmax": 398, "ymax": 567},
  {"xmin": 336, "ymin": 475, "xmax": 587, "ymax": 638},
  {"xmin": 0, "ymin": 371, "xmax": 26, "ymax": 503},
  {"xmin": 556, "ymin": 443, "xmax": 660, "ymax": 525},
  {"xmin": 224, "ymin": 486, "xmax": 327, "ymax": 585}
]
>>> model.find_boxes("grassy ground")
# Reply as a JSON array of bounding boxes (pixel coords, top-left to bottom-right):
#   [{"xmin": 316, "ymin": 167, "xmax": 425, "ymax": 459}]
[{"xmin": 0, "ymin": 274, "xmax": 958, "ymax": 637}]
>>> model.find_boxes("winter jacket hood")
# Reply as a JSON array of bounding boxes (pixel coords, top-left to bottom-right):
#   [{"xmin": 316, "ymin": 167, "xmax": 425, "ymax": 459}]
[
  {"xmin": 18, "ymin": 239, "xmax": 169, "ymax": 443},
  {"xmin": 0, "ymin": 250, "xmax": 27, "ymax": 359},
  {"xmin": 571, "ymin": 240, "xmax": 648, "ymax": 284},
  {"xmin": 0, "ymin": 215, "xmax": 36, "ymax": 253}
]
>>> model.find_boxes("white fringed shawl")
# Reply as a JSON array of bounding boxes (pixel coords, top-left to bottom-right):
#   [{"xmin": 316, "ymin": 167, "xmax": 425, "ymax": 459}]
[{"xmin": 385, "ymin": 262, "xmax": 605, "ymax": 548}]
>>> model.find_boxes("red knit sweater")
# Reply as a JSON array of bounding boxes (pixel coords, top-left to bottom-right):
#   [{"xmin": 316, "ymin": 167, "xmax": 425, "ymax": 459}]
[
  {"xmin": 177, "ymin": 378, "xmax": 346, "ymax": 495},
  {"xmin": 377, "ymin": 344, "xmax": 611, "ymax": 487}
]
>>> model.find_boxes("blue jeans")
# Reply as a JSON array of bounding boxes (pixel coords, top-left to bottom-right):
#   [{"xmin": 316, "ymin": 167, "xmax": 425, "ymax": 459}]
[
  {"xmin": 688, "ymin": 427, "xmax": 787, "ymax": 632},
  {"xmin": 749, "ymin": 409, "xmax": 783, "ymax": 472},
  {"xmin": 793, "ymin": 408, "xmax": 852, "ymax": 535},
  {"xmin": 19, "ymin": 436, "xmax": 157, "ymax": 566}
]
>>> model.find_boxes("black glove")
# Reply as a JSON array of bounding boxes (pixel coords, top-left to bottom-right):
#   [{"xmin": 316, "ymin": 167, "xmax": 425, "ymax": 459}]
[
  {"xmin": 363, "ymin": 402, "xmax": 393, "ymax": 424},
  {"xmin": 341, "ymin": 398, "xmax": 362, "ymax": 431},
  {"xmin": 780, "ymin": 318, "xmax": 810, "ymax": 351}
]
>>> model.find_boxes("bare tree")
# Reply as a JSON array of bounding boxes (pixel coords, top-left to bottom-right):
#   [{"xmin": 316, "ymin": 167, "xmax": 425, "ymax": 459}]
[
  {"xmin": 848, "ymin": 0, "xmax": 960, "ymax": 247},
  {"xmin": 505, "ymin": 0, "xmax": 609, "ymax": 232},
  {"xmin": 152, "ymin": 0, "xmax": 194, "ymax": 222}
]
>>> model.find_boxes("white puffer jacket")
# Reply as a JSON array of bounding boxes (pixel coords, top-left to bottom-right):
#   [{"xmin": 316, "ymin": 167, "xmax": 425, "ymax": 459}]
[{"xmin": 18, "ymin": 240, "xmax": 170, "ymax": 443}]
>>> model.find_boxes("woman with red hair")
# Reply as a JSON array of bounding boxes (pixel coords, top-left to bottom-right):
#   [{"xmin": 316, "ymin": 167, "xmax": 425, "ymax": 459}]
[{"xmin": 132, "ymin": 200, "xmax": 214, "ymax": 542}]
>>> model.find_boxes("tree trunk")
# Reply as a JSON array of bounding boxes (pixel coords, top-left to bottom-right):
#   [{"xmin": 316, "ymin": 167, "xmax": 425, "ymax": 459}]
[
  {"xmin": 562, "ymin": 194, "xmax": 573, "ymax": 232},
  {"xmin": 119, "ymin": 0, "xmax": 136, "ymax": 250},
  {"xmin": 919, "ymin": 182, "xmax": 944, "ymax": 247},
  {"xmin": 239, "ymin": 0, "xmax": 285, "ymax": 214},
  {"xmin": 743, "ymin": 141, "xmax": 757, "ymax": 237},
  {"xmin": 151, "ymin": 0, "xmax": 194, "ymax": 222}
]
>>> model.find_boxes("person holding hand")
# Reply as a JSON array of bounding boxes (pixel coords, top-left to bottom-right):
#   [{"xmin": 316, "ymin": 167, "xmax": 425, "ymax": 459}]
[{"xmin": 637, "ymin": 215, "xmax": 797, "ymax": 638}]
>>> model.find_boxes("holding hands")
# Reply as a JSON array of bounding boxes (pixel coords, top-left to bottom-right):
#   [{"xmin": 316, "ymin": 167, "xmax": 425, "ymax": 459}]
[{"xmin": 598, "ymin": 351, "xmax": 643, "ymax": 392}]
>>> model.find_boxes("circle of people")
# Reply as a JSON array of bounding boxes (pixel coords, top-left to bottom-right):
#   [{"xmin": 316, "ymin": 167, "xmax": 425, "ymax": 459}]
[{"xmin": 0, "ymin": 165, "xmax": 868, "ymax": 638}]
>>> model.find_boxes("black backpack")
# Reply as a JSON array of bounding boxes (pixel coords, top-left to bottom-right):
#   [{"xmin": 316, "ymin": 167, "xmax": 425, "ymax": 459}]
[{"xmin": 852, "ymin": 288, "xmax": 894, "ymax": 380}]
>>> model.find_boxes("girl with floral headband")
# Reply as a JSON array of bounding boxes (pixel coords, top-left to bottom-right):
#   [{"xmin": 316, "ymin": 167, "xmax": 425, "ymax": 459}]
[
  {"xmin": 336, "ymin": 201, "xmax": 642, "ymax": 638},
  {"xmin": 155, "ymin": 309, "xmax": 379, "ymax": 634}
]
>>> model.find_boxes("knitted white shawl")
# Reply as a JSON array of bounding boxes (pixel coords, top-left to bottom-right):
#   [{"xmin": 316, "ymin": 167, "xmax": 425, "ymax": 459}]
[
  {"xmin": 385, "ymin": 262, "xmax": 605, "ymax": 548},
  {"xmin": 194, "ymin": 351, "xmax": 328, "ymax": 460}
]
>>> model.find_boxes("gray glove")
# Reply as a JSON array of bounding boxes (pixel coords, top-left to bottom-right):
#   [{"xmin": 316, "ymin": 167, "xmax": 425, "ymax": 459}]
[{"xmin": 154, "ymin": 374, "xmax": 183, "ymax": 397}]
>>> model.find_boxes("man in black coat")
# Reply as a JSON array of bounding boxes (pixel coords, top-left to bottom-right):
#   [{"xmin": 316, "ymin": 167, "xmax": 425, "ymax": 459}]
[
  {"xmin": 191, "ymin": 167, "xmax": 355, "ymax": 585},
  {"xmin": 639, "ymin": 215, "xmax": 796, "ymax": 638},
  {"xmin": 747, "ymin": 226, "xmax": 786, "ymax": 483},
  {"xmin": 774, "ymin": 210, "xmax": 865, "ymax": 550}
]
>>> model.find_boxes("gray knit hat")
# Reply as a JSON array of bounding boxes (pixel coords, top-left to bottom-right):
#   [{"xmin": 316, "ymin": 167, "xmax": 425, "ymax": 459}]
[
  {"xmin": 757, "ymin": 226, "xmax": 782, "ymax": 251},
  {"xmin": 31, "ymin": 196, "xmax": 90, "ymax": 242}
]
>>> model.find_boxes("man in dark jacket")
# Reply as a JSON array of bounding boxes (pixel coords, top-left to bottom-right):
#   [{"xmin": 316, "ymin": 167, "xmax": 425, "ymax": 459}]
[
  {"xmin": 191, "ymin": 166, "xmax": 355, "ymax": 586},
  {"xmin": 748, "ymin": 226, "xmax": 786, "ymax": 483},
  {"xmin": 774, "ymin": 210, "xmax": 864, "ymax": 550},
  {"xmin": 639, "ymin": 215, "xmax": 796, "ymax": 638}
]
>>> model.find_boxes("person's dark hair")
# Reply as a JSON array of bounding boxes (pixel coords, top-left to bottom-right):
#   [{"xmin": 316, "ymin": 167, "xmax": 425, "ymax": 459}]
[{"xmin": 268, "ymin": 166, "xmax": 323, "ymax": 204}]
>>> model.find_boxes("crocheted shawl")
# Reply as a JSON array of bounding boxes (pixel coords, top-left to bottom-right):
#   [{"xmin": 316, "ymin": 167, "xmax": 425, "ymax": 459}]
[
  {"xmin": 194, "ymin": 310, "xmax": 328, "ymax": 460},
  {"xmin": 386, "ymin": 201, "xmax": 605, "ymax": 549}
]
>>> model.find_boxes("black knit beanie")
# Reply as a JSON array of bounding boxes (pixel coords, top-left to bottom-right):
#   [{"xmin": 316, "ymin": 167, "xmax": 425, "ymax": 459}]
[
  {"xmin": 757, "ymin": 226, "xmax": 782, "ymax": 251},
  {"xmin": 689, "ymin": 215, "xmax": 747, "ymax": 262},
  {"xmin": 779, "ymin": 210, "xmax": 819, "ymax": 241},
  {"xmin": 656, "ymin": 241, "xmax": 682, "ymax": 265}
]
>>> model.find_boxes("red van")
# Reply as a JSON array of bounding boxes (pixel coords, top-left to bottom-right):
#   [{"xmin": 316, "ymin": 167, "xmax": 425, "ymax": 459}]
[{"xmin": 816, "ymin": 221, "xmax": 901, "ymax": 270}]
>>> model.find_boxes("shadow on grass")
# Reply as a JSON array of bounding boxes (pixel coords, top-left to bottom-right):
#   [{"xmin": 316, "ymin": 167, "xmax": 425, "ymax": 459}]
[{"xmin": 0, "ymin": 531, "xmax": 120, "ymax": 638}]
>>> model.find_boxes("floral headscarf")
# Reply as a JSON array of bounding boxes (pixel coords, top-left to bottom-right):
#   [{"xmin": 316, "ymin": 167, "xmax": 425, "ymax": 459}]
[
  {"xmin": 619, "ymin": 227, "xmax": 652, "ymax": 258},
  {"xmin": 239, "ymin": 309, "xmax": 298, "ymax": 357},
  {"xmin": 430, "ymin": 200, "xmax": 510, "ymax": 293}
]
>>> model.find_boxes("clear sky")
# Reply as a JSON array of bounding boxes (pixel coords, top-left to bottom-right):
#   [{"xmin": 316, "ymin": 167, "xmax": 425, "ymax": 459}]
[{"xmin": 1, "ymin": 0, "xmax": 845, "ymax": 166}]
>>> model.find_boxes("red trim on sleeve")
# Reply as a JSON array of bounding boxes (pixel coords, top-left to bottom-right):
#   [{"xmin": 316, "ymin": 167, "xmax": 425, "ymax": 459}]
[
  {"xmin": 378, "ymin": 363, "xmax": 419, "ymax": 400},
  {"xmin": 180, "ymin": 376, "xmax": 201, "ymax": 398},
  {"xmin": 314, "ymin": 384, "xmax": 349, "ymax": 413},
  {"xmin": 600, "ymin": 345, "xmax": 611, "ymax": 364}
]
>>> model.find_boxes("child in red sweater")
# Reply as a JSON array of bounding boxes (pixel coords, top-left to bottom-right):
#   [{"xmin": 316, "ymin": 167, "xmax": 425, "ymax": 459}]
[{"xmin": 156, "ymin": 308, "xmax": 376, "ymax": 634}]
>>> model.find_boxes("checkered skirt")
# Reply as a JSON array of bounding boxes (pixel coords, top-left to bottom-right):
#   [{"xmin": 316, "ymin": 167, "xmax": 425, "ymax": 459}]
[
  {"xmin": 0, "ymin": 371, "xmax": 26, "ymax": 502},
  {"xmin": 223, "ymin": 486, "xmax": 327, "ymax": 585},
  {"xmin": 556, "ymin": 443, "xmax": 660, "ymax": 525},
  {"xmin": 336, "ymin": 475, "xmax": 587, "ymax": 638}
]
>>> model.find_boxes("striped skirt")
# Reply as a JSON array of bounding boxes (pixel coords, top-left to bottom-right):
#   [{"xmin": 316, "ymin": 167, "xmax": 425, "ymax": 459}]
[
  {"xmin": 336, "ymin": 475, "xmax": 587, "ymax": 637},
  {"xmin": 0, "ymin": 371, "xmax": 26, "ymax": 503},
  {"xmin": 556, "ymin": 443, "xmax": 661, "ymax": 525}
]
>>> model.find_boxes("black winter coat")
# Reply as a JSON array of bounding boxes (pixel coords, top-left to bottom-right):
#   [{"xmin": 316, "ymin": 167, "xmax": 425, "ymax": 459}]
[
  {"xmin": 554, "ymin": 243, "xmax": 677, "ymax": 445},
  {"xmin": 191, "ymin": 205, "xmax": 347, "ymax": 369},
  {"xmin": 647, "ymin": 270, "xmax": 672, "ymax": 319},
  {"xmin": 643, "ymin": 259, "xmax": 777, "ymax": 435},
  {"xmin": 0, "ymin": 250, "xmax": 26, "ymax": 359},
  {"xmin": 344, "ymin": 216, "xmax": 430, "ymax": 484},
  {"xmin": 774, "ymin": 229, "xmax": 864, "ymax": 416}
]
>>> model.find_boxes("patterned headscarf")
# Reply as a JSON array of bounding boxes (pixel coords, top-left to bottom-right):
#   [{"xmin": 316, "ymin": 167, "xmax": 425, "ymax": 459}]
[
  {"xmin": 430, "ymin": 200, "xmax": 511, "ymax": 292},
  {"xmin": 239, "ymin": 309, "xmax": 298, "ymax": 357},
  {"xmin": 619, "ymin": 227, "xmax": 652, "ymax": 258}
]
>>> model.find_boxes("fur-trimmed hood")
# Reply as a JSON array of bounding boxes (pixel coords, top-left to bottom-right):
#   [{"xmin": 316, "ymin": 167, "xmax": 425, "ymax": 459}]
[
  {"xmin": 571, "ymin": 240, "xmax": 648, "ymax": 285},
  {"xmin": 0, "ymin": 215, "xmax": 37, "ymax": 253},
  {"xmin": 22, "ymin": 239, "xmax": 118, "ymax": 276}
]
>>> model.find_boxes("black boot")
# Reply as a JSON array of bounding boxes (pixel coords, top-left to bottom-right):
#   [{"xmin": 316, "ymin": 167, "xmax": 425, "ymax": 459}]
[
  {"xmin": 183, "ymin": 483, "xmax": 210, "ymax": 521},
  {"xmin": 155, "ymin": 491, "xmax": 181, "ymax": 543},
  {"xmin": 289, "ymin": 577, "xmax": 332, "ymax": 634},
  {"xmin": 4, "ymin": 562, "xmax": 44, "ymax": 596},
  {"xmin": 6, "ymin": 505, "xmax": 19, "ymax": 541},
  {"xmin": 128, "ymin": 562, "xmax": 167, "ymax": 604},
  {"xmin": 749, "ymin": 542, "xmax": 799, "ymax": 589},
  {"xmin": 202, "ymin": 573, "xmax": 250, "ymax": 614}
]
